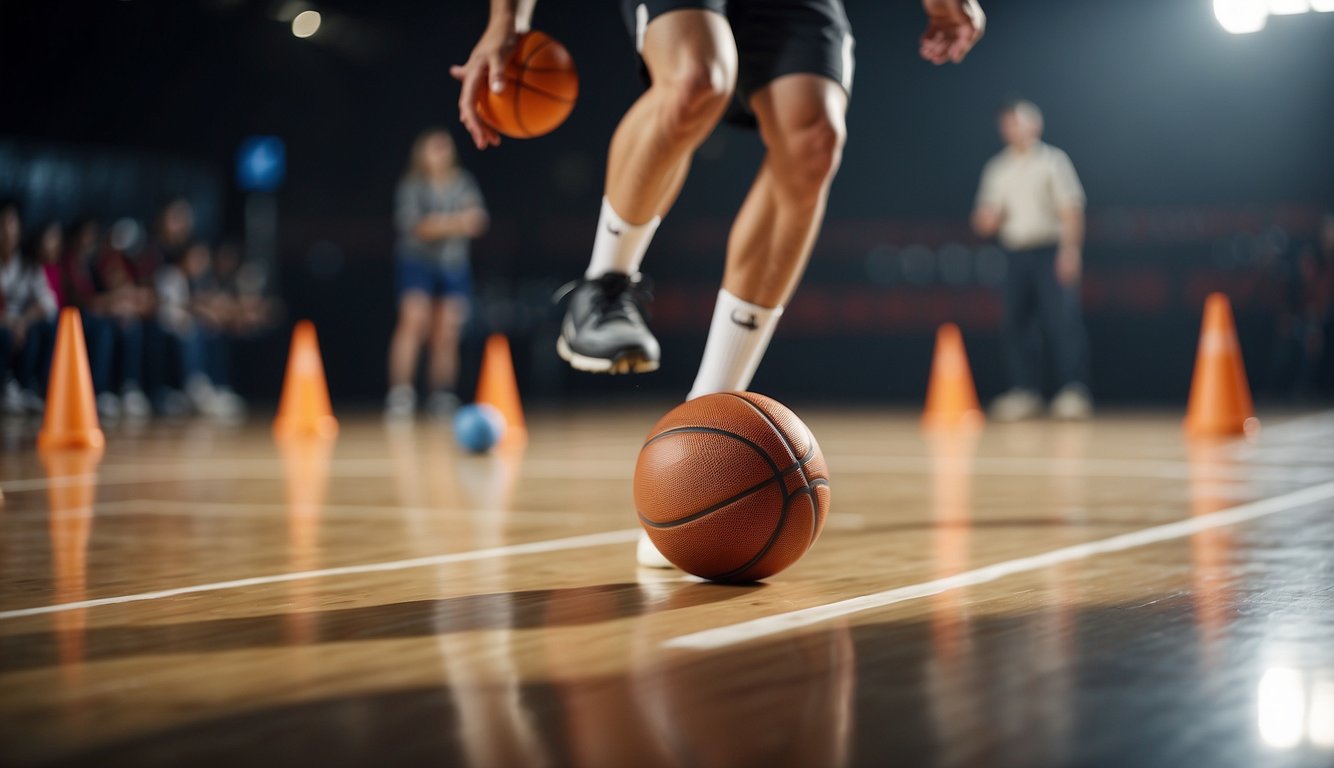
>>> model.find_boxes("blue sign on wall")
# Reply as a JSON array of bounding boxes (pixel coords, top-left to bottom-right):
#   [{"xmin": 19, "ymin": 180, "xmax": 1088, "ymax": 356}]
[{"xmin": 236, "ymin": 136, "xmax": 286, "ymax": 192}]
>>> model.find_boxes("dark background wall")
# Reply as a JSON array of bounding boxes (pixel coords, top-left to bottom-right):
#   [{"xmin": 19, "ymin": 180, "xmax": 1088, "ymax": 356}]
[{"xmin": 2, "ymin": 0, "xmax": 1332, "ymax": 406}]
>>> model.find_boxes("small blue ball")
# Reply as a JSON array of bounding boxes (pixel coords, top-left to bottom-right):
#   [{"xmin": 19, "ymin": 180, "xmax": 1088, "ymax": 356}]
[{"xmin": 453, "ymin": 403, "xmax": 506, "ymax": 453}]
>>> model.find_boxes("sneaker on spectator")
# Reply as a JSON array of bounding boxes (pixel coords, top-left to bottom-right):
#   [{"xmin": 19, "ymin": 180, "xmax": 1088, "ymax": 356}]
[
  {"xmin": 121, "ymin": 386, "xmax": 151, "ymax": 419},
  {"xmin": 1050, "ymin": 384, "xmax": 1093, "ymax": 421},
  {"xmin": 3, "ymin": 382, "xmax": 24, "ymax": 416},
  {"xmin": 97, "ymin": 393, "xmax": 122, "ymax": 420},
  {"xmin": 185, "ymin": 374, "xmax": 217, "ymax": 415},
  {"xmin": 209, "ymin": 388, "xmax": 246, "ymax": 420},
  {"xmin": 990, "ymin": 388, "xmax": 1044, "ymax": 422},
  {"xmin": 384, "ymin": 385, "xmax": 416, "ymax": 421}
]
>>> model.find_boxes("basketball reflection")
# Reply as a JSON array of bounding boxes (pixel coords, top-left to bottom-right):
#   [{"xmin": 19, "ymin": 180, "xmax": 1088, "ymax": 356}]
[{"xmin": 546, "ymin": 580, "xmax": 855, "ymax": 768}]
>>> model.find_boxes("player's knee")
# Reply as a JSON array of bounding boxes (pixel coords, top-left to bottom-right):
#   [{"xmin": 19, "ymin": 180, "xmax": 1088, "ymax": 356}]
[
  {"xmin": 792, "ymin": 115, "xmax": 846, "ymax": 187},
  {"xmin": 659, "ymin": 62, "xmax": 734, "ymax": 139},
  {"xmin": 772, "ymin": 113, "xmax": 845, "ymax": 198}
]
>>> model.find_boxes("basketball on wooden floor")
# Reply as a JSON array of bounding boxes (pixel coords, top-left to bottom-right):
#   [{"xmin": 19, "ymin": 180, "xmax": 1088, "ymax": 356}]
[
  {"xmin": 475, "ymin": 30, "xmax": 577, "ymax": 139},
  {"xmin": 634, "ymin": 392, "xmax": 831, "ymax": 582}
]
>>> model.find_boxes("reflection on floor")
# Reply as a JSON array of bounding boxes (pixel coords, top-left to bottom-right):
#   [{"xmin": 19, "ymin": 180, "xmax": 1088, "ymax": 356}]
[{"xmin": 1, "ymin": 409, "xmax": 1332, "ymax": 767}]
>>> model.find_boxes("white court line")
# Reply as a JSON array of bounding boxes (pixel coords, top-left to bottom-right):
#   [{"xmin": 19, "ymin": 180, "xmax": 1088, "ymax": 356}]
[
  {"xmin": 664, "ymin": 480, "xmax": 1334, "ymax": 652},
  {"xmin": 829, "ymin": 456, "xmax": 1325, "ymax": 482},
  {"xmin": 0, "ymin": 528, "xmax": 640, "ymax": 621},
  {"xmin": 0, "ymin": 458, "xmax": 400, "ymax": 494},
  {"xmin": 119, "ymin": 499, "xmax": 614, "ymax": 526}
]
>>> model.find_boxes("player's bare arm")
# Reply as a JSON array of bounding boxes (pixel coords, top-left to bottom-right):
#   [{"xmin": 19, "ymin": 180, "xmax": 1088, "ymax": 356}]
[
  {"xmin": 450, "ymin": 0, "xmax": 537, "ymax": 149},
  {"xmin": 921, "ymin": 0, "xmax": 985, "ymax": 65}
]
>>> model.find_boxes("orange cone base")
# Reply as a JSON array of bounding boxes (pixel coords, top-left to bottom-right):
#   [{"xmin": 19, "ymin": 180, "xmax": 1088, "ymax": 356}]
[
  {"xmin": 37, "ymin": 429, "xmax": 106, "ymax": 453},
  {"xmin": 274, "ymin": 415, "xmax": 340, "ymax": 441},
  {"xmin": 1185, "ymin": 415, "xmax": 1260, "ymax": 440}
]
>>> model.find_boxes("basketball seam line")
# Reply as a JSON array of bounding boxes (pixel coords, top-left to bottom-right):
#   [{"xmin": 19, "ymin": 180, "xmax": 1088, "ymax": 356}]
[
  {"xmin": 637, "ymin": 474, "xmax": 778, "ymax": 530},
  {"xmin": 634, "ymin": 426, "xmax": 811, "ymax": 528},
  {"xmin": 714, "ymin": 393, "xmax": 818, "ymax": 581},
  {"xmin": 722, "ymin": 393, "xmax": 805, "ymax": 480},
  {"xmin": 646, "ymin": 421, "xmax": 817, "ymax": 476},
  {"xmin": 512, "ymin": 36, "xmax": 557, "ymax": 137},
  {"xmin": 637, "ymin": 425, "xmax": 785, "ymax": 531},
  {"xmin": 501, "ymin": 75, "xmax": 577, "ymax": 105}
]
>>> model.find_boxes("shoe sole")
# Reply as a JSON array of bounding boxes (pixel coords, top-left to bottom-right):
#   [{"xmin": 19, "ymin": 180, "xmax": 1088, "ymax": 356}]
[{"xmin": 557, "ymin": 336, "xmax": 660, "ymax": 375}]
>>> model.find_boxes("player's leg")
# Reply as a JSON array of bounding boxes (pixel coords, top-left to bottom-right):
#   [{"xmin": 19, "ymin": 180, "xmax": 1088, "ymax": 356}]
[
  {"xmin": 426, "ymin": 295, "xmax": 468, "ymax": 418},
  {"xmin": 990, "ymin": 250, "xmax": 1044, "ymax": 421},
  {"xmin": 386, "ymin": 288, "xmax": 431, "ymax": 419},
  {"xmin": 687, "ymin": 74, "xmax": 846, "ymax": 399},
  {"xmin": 641, "ymin": 77, "xmax": 847, "ymax": 569},
  {"xmin": 559, "ymin": 6, "xmax": 738, "ymax": 375}
]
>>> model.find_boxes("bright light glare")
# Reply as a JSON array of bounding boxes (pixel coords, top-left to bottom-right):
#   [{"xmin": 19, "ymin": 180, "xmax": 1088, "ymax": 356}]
[
  {"xmin": 1258, "ymin": 668, "xmax": 1305, "ymax": 748},
  {"xmin": 1214, "ymin": 0, "xmax": 1269, "ymax": 32},
  {"xmin": 1267, "ymin": 0, "xmax": 1309, "ymax": 13},
  {"xmin": 1310, "ymin": 679, "xmax": 1334, "ymax": 748},
  {"xmin": 291, "ymin": 9, "xmax": 321, "ymax": 38},
  {"xmin": 1311, "ymin": 0, "xmax": 1334, "ymax": 11}
]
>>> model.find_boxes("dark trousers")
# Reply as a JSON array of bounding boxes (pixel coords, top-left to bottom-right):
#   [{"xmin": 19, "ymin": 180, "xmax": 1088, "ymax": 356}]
[
  {"xmin": 8, "ymin": 316, "xmax": 110, "ymax": 395},
  {"xmin": 152, "ymin": 325, "xmax": 228, "ymax": 392},
  {"xmin": 1002, "ymin": 245, "xmax": 1090, "ymax": 393},
  {"xmin": 82, "ymin": 314, "xmax": 114, "ymax": 395},
  {"xmin": 18, "ymin": 320, "xmax": 56, "ymax": 392},
  {"xmin": 109, "ymin": 318, "xmax": 145, "ymax": 391}
]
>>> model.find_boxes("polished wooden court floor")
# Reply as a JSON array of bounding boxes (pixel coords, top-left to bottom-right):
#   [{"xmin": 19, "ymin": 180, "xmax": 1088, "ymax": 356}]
[{"xmin": 2, "ymin": 406, "xmax": 1333, "ymax": 767}]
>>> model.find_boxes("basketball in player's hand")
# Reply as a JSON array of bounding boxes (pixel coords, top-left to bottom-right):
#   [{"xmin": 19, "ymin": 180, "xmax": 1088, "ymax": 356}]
[
  {"xmin": 634, "ymin": 392, "xmax": 832, "ymax": 582},
  {"xmin": 476, "ymin": 31, "xmax": 578, "ymax": 139}
]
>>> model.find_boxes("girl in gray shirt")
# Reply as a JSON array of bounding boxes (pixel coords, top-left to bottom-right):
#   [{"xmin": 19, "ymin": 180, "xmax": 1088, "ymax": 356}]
[{"xmin": 385, "ymin": 129, "xmax": 488, "ymax": 419}]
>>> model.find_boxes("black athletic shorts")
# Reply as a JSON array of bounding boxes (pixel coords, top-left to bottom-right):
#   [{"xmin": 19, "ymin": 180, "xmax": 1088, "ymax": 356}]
[{"xmin": 619, "ymin": 0, "xmax": 855, "ymax": 127}]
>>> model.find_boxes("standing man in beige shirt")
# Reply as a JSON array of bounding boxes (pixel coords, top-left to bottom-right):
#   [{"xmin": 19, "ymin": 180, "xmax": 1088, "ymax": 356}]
[{"xmin": 973, "ymin": 99, "xmax": 1092, "ymax": 421}]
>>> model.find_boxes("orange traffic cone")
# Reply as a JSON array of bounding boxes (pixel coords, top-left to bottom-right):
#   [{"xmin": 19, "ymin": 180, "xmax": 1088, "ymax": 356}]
[
  {"xmin": 38, "ymin": 308, "xmax": 105, "ymax": 451},
  {"xmin": 476, "ymin": 333, "xmax": 526, "ymax": 442},
  {"xmin": 273, "ymin": 321, "xmax": 339, "ymax": 440},
  {"xmin": 922, "ymin": 323, "xmax": 984, "ymax": 429},
  {"xmin": 1184, "ymin": 293, "xmax": 1258, "ymax": 438}
]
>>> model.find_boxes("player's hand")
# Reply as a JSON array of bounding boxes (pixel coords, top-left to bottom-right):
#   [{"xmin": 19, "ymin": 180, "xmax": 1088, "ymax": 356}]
[
  {"xmin": 920, "ymin": 0, "xmax": 985, "ymax": 65},
  {"xmin": 1056, "ymin": 246, "xmax": 1082, "ymax": 286},
  {"xmin": 450, "ymin": 21, "xmax": 517, "ymax": 150}
]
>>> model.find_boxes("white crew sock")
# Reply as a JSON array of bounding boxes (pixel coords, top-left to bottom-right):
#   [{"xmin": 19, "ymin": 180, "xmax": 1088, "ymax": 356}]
[
  {"xmin": 687, "ymin": 289, "xmax": 784, "ymax": 400},
  {"xmin": 585, "ymin": 197, "xmax": 660, "ymax": 279}
]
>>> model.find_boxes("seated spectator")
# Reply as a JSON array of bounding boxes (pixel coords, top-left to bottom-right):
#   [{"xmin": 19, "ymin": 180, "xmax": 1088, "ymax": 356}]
[
  {"xmin": 93, "ymin": 220, "xmax": 154, "ymax": 418},
  {"xmin": 212, "ymin": 241, "xmax": 279, "ymax": 335},
  {"xmin": 155, "ymin": 242, "xmax": 241, "ymax": 418},
  {"xmin": 137, "ymin": 199, "xmax": 192, "ymax": 286},
  {"xmin": 0, "ymin": 201, "xmax": 58, "ymax": 414}
]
